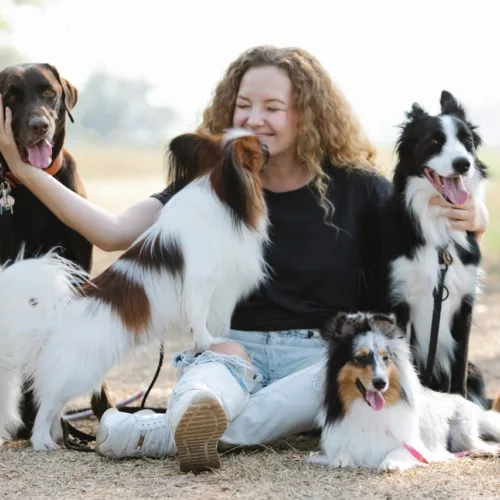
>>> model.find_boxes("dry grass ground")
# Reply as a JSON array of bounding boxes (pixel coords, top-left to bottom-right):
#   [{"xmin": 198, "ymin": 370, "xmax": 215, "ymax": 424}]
[{"xmin": 0, "ymin": 145, "xmax": 499, "ymax": 499}]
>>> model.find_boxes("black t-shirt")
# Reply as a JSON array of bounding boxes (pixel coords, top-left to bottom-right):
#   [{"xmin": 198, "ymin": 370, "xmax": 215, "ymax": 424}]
[{"xmin": 150, "ymin": 163, "xmax": 392, "ymax": 332}]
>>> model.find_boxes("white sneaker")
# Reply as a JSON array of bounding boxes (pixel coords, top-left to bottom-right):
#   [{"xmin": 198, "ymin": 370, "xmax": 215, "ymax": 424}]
[
  {"xmin": 95, "ymin": 409, "xmax": 175, "ymax": 459},
  {"xmin": 171, "ymin": 390, "xmax": 228, "ymax": 472}
]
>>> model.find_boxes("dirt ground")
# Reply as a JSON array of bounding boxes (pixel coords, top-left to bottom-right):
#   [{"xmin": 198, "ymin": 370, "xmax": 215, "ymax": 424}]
[{"xmin": 0, "ymin": 170, "xmax": 499, "ymax": 499}]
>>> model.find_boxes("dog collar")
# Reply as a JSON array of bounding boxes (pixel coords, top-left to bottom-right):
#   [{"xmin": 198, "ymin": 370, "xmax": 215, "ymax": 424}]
[{"xmin": 2, "ymin": 152, "xmax": 63, "ymax": 187}]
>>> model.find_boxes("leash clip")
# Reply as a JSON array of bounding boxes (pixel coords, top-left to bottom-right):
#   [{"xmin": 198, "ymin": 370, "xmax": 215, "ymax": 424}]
[
  {"xmin": 442, "ymin": 249, "xmax": 453, "ymax": 267},
  {"xmin": 0, "ymin": 181, "xmax": 14, "ymax": 215}
]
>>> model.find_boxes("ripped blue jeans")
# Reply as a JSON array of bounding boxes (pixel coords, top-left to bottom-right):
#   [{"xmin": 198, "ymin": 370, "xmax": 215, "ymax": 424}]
[{"xmin": 171, "ymin": 329, "xmax": 326, "ymax": 447}]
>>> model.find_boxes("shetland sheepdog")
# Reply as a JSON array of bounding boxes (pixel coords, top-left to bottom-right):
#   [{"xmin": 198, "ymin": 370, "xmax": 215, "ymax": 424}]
[
  {"xmin": 0, "ymin": 128, "xmax": 270, "ymax": 451},
  {"xmin": 362, "ymin": 91, "xmax": 489, "ymax": 407},
  {"xmin": 309, "ymin": 312, "xmax": 500, "ymax": 472}
]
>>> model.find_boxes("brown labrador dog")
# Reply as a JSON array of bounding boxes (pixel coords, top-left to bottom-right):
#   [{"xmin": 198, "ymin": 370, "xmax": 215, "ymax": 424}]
[{"xmin": 0, "ymin": 63, "xmax": 111, "ymax": 440}]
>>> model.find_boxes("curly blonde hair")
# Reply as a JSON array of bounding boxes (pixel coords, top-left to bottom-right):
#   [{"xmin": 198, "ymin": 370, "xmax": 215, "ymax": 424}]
[{"xmin": 197, "ymin": 45, "xmax": 381, "ymax": 219}]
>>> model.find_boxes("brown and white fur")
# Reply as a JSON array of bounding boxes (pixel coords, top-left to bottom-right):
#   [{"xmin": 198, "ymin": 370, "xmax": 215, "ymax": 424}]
[
  {"xmin": 0, "ymin": 128, "xmax": 270, "ymax": 451},
  {"xmin": 308, "ymin": 312, "xmax": 500, "ymax": 472}
]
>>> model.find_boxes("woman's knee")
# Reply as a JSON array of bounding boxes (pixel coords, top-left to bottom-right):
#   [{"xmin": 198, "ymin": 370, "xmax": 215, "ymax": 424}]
[{"xmin": 208, "ymin": 341, "xmax": 251, "ymax": 363}]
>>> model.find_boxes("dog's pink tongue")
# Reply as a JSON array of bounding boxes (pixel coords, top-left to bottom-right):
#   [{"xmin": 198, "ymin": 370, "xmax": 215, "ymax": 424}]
[
  {"xmin": 366, "ymin": 390, "xmax": 385, "ymax": 411},
  {"xmin": 27, "ymin": 140, "xmax": 52, "ymax": 169},
  {"xmin": 443, "ymin": 176, "xmax": 469, "ymax": 206}
]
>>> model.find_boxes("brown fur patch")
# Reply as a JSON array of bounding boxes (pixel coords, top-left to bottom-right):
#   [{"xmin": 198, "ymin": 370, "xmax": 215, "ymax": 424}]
[
  {"xmin": 120, "ymin": 234, "xmax": 184, "ymax": 277},
  {"xmin": 338, "ymin": 363, "xmax": 372, "ymax": 412},
  {"xmin": 337, "ymin": 360, "xmax": 401, "ymax": 412},
  {"xmin": 493, "ymin": 393, "xmax": 500, "ymax": 413},
  {"xmin": 79, "ymin": 268, "xmax": 151, "ymax": 339}
]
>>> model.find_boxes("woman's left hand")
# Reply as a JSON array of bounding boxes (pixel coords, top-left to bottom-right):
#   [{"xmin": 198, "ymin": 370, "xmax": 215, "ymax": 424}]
[{"xmin": 429, "ymin": 195, "xmax": 489, "ymax": 241}]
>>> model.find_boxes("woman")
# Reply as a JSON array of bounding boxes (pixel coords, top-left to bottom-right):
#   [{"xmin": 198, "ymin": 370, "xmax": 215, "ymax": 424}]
[{"xmin": 0, "ymin": 46, "xmax": 488, "ymax": 472}]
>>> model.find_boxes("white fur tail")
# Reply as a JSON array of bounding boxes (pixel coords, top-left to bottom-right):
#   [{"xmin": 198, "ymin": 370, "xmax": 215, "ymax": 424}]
[
  {"xmin": 0, "ymin": 250, "xmax": 88, "ymax": 377},
  {"xmin": 479, "ymin": 410, "xmax": 500, "ymax": 442}
]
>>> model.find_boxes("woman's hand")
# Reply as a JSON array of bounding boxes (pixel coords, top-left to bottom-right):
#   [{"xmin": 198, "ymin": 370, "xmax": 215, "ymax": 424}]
[
  {"xmin": 0, "ymin": 95, "xmax": 33, "ymax": 181},
  {"xmin": 429, "ymin": 194, "xmax": 489, "ymax": 242}
]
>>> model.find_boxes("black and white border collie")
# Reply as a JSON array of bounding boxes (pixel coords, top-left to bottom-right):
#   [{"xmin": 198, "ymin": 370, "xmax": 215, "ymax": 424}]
[
  {"xmin": 309, "ymin": 312, "xmax": 500, "ymax": 472},
  {"xmin": 363, "ymin": 91, "xmax": 489, "ymax": 407}
]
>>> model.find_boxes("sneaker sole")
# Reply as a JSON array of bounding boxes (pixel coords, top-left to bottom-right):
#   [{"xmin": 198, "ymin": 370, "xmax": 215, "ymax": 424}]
[{"xmin": 174, "ymin": 394, "xmax": 228, "ymax": 473}]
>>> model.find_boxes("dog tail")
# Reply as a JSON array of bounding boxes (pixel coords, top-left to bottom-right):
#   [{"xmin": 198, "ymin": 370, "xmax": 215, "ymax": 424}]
[
  {"xmin": 479, "ymin": 408, "xmax": 500, "ymax": 442},
  {"xmin": 0, "ymin": 249, "xmax": 88, "ymax": 380}
]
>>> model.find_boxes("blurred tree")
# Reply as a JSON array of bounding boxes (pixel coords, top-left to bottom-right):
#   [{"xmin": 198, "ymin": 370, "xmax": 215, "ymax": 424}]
[
  {"xmin": 76, "ymin": 71, "xmax": 177, "ymax": 147},
  {"xmin": 1, "ymin": 0, "xmax": 177, "ymax": 147}
]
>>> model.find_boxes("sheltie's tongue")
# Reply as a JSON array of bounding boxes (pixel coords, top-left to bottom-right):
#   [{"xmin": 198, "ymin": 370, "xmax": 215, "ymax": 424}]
[
  {"xmin": 442, "ymin": 175, "xmax": 469, "ymax": 206},
  {"xmin": 27, "ymin": 140, "xmax": 52, "ymax": 169},
  {"xmin": 424, "ymin": 168, "xmax": 469, "ymax": 206},
  {"xmin": 366, "ymin": 390, "xmax": 385, "ymax": 411}
]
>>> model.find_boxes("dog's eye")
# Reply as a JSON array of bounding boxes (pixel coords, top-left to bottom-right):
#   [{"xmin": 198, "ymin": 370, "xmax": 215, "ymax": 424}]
[
  {"xmin": 43, "ymin": 89, "xmax": 55, "ymax": 97},
  {"xmin": 354, "ymin": 355, "xmax": 369, "ymax": 365},
  {"xmin": 7, "ymin": 94, "xmax": 16, "ymax": 103},
  {"xmin": 383, "ymin": 355, "xmax": 390, "ymax": 362}
]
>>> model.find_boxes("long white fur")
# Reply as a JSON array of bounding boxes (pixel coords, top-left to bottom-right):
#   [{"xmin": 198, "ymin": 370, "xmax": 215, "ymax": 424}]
[
  {"xmin": 389, "ymin": 115, "xmax": 485, "ymax": 381},
  {"xmin": 313, "ymin": 326, "xmax": 500, "ymax": 472},
  {"xmin": 0, "ymin": 135, "xmax": 269, "ymax": 451}
]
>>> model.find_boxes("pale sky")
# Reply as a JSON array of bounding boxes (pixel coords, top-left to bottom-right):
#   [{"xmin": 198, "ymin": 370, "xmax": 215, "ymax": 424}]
[{"xmin": 5, "ymin": 0, "xmax": 500, "ymax": 145}]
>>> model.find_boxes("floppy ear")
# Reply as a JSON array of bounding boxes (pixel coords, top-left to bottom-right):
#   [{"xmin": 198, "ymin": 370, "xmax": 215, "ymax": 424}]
[
  {"xmin": 43, "ymin": 64, "xmax": 78, "ymax": 123},
  {"xmin": 367, "ymin": 312, "xmax": 404, "ymax": 340},
  {"xmin": 218, "ymin": 134, "xmax": 268, "ymax": 228},
  {"xmin": 321, "ymin": 312, "xmax": 363, "ymax": 343},
  {"xmin": 166, "ymin": 133, "xmax": 220, "ymax": 196}
]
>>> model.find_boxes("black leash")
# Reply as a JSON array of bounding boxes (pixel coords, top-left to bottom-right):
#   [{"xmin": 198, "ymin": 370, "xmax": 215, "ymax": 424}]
[
  {"xmin": 61, "ymin": 344, "xmax": 167, "ymax": 453},
  {"xmin": 423, "ymin": 247, "xmax": 452, "ymax": 386},
  {"xmin": 0, "ymin": 167, "xmax": 17, "ymax": 266}
]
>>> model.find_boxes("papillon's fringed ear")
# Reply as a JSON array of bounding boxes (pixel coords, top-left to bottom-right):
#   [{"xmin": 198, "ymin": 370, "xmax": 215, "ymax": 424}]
[
  {"xmin": 166, "ymin": 133, "xmax": 219, "ymax": 196},
  {"xmin": 321, "ymin": 312, "xmax": 362, "ymax": 343},
  {"xmin": 231, "ymin": 135, "xmax": 269, "ymax": 173},
  {"xmin": 220, "ymin": 141, "xmax": 250, "ymax": 228}
]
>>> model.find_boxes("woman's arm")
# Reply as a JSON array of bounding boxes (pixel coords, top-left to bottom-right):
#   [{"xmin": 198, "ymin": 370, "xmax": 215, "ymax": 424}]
[
  {"xmin": 429, "ymin": 195, "xmax": 489, "ymax": 244},
  {"xmin": 0, "ymin": 97, "xmax": 162, "ymax": 252}
]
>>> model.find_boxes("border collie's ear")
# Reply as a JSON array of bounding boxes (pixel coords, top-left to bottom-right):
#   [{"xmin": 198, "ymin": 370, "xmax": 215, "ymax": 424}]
[
  {"xmin": 321, "ymin": 312, "xmax": 362, "ymax": 343},
  {"xmin": 166, "ymin": 133, "xmax": 219, "ymax": 195},
  {"xmin": 406, "ymin": 102, "xmax": 427, "ymax": 121},
  {"xmin": 440, "ymin": 90, "xmax": 467, "ymax": 120},
  {"xmin": 440, "ymin": 90, "xmax": 483, "ymax": 149}
]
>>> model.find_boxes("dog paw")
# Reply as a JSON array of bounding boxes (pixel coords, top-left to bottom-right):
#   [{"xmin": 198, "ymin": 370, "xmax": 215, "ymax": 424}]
[
  {"xmin": 379, "ymin": 458, "xmax": 423, "ymax": 473},
  {"xmin": 329, "ymin": 452, "xmax": 355, "ymax": 468},
  {"xmin": 31, "ymin": 435, "xmax": 60, "ymax": 452}
]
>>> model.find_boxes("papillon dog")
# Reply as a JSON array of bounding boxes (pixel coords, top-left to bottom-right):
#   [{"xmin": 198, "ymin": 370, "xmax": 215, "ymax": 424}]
[{"xmin": 0, "ymin": 128, "xmax": 270, "ymax": 451}]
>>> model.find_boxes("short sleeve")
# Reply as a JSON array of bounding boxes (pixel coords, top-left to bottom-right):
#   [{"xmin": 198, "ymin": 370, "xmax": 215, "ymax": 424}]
[{"xmin": 150, "ymin": 186, "xmax": 174, "ymax": 206}]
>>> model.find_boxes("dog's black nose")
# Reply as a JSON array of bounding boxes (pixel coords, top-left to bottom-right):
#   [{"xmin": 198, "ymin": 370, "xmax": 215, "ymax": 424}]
[
  {"xmin": 452, "ymin": 157, "xmax": 470, "ymax": 174},
  {"xmin": 28, "ymin": 116, "xmax": 50, "ymax": 135},
  {"xmin": 372, "ymin": 378, "xmax": 387, "ymax": 391}
]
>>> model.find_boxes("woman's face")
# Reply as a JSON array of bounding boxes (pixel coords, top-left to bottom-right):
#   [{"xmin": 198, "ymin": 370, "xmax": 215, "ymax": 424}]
[{"xmin": 233, "ymin": 65, "xmax": 299, "ymax": 160}]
